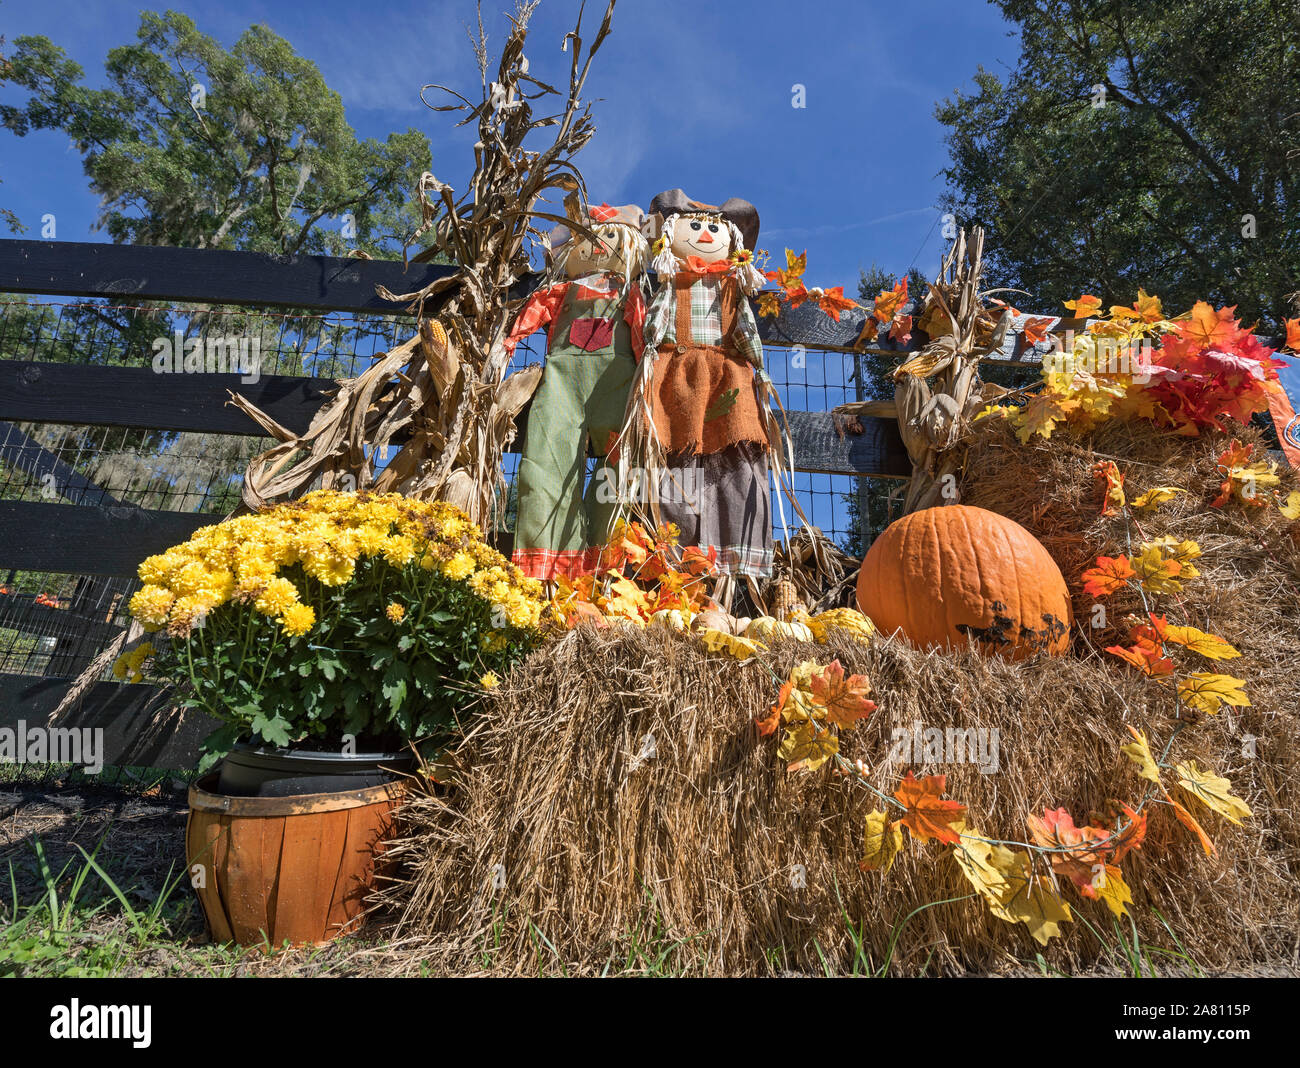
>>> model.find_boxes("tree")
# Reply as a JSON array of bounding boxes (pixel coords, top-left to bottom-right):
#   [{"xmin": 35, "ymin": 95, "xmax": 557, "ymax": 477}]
[
  {"xmin": 0, "ymin": 32, "xmax": 26, "ymax": 234},
  {"xmin": 1, "ymin": 10, "xmax": 430, "ymax": 256},
  {"xmin": 935, "ymin": 0, "xmax": 1299, "ymax": 330}
]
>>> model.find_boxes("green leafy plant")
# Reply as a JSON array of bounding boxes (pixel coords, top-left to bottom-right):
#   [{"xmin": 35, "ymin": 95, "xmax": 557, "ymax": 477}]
[{"xmin": 120, "ymin": 490, "xmax": 546, "ymax": 767}]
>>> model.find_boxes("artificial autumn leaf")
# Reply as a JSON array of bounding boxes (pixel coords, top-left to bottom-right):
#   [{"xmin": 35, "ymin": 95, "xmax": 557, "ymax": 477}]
[
  {"xmin": 1120, "ymin": 726, "xmax": 1162, "ymax": 785},
  {"xmin": 1177, "ymin": 672, "xmax": 1250, "ymax": 714},
  {"xmin": 605, "ymin": 576, "xmax": 649, "ymax": 621},
  {"xmin": 1131, "ymin": 541, "xmax": 1198, "ymax": 595},
  {"xmin": 1022, "ymin": 316, "xmax": 1053, "ymax": 345},
  {"xmin": 1285, "ymin": 318, "xmax": 1300, "ymax": 351},
  {"xmin": 1106, "ymin": 640, "xmax": 1174, "ymax": 677},
  {"xmin": 872, "ymin": 279, "xmax": 909, "ymax": 323},
  {"xmin": 1109, "ymin": 802, "xmax": 1148, "ymax": 863},
  {"xmin": 1160, "ymin": 623, "xmax": 1240, "ymax": 660},
  {"xmin": 778, "ymin": 719, "xmax": 839, "ymax": 772},
  {"xmin": 887, "ymin": 313, "xmax": 913, "ymax": 345},
  {"xmin": 859, "ymin": 809, "xmax": 905, "ymax": 873},
  {"xmin": 817, "ymin": 286, "xmax": 859, "ymax": 322},
  {"xmin": 1178, "ymin": 301, "xmax": 1240, "ymax": 349},
  {"xmin": 1088, "ymin": 864, "xmax": 1134, "ymax": 919},
  {"xmin": 1132, "ymin": 288, "xmax": 1164, "ymax": 323},
  {"xmin": 765, "ymin": 248, "xmax": 806, "ymax": 289},
  {"xmin": 1094, "ymin": 460, "xmax": 1126, "ymax": 516},
  {"xmin": 893, "ymin": 772, "xmax": 967, "ymax": 844},
  {"xmin": 1212, "ymin": 438, "xmax": 1280, "ymax": 508},
  {"xmin": 808, "ymin": 659, "xmax": 876, "ymax": 729},
  {"xmin": 951, "ymin": 825, "xmax": 1021, "ymax": 917},
  {"xmin": 1081, "ymin": 555, "xmax": 1135, "ymax": 597},
  {"xmin": 1280, "ymin": 491, "xmax": 1300, "ymax": 520},
  {"xmin": 1130, "ymin": 486, "xmax": 1183, "ymax": 510},
  {"xmin": 855, "ymin": 317, "xmax": 879, "ymax": 346},
  {"xmin": 756, "ymin": 677, "xmax": 790, "ymax": 737},
  {"xmin": 1175, "ymin": 761, "xmax": 1253, "ymax": 826},
  {"xmin": 1167, "ymin": 794, "xmax": 1216, "ymax": 856},
  {"xmin": 997, "ymin": 850, "xmax": 1074, "ymax": 946},
  {"xmin": 756, "ymin": 290, "xmax": 782, "ymax": 318},
  {"xmin": 698, "ymin": 628, "xmax": 765, "ymax": 661},
  {"xmin": 1063, "ymin": 294, "xmax": 1102, "ymax": 318},
  {"xmin": 1014, "ymin": 390, "xmax": 1079, "ymax": 443},
  {"xmin": 1027, "ymin": 807, "xmax": 1114, "ymax": 897}
]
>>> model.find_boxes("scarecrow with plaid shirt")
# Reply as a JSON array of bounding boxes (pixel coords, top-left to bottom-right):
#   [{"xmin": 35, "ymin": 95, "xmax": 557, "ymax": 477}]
[
  {"xmin": 629, "ymin": 189, "xmax": 775, "ymax": 595},
  {"xmin": 503, "ymin": 203, "xmax": 650, "ymax": 581}
]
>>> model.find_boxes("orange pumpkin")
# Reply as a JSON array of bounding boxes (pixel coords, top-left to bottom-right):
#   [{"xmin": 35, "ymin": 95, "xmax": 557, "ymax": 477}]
[{"xmin": 856, "ymin": 505, "xmax": 1071, "ymax": 659}]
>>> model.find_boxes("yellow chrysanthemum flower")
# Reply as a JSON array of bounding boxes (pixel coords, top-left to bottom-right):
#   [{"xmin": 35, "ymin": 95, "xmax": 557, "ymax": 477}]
[
  {"xmin": 254, "ymin": 577, "xmax": 300, "ymax": 617},
  {"xmin": 442, "ymin": 552, "xmax": 476, "ymax": 581},
  {"xmin": 128, "ymin": 585, "xmax": 174, "ymax": 628},
  {"xmin": 479, "ymin": 671, "xmax": 500, "ymax": 689},
  {"xmin": 386, "ymin": 602, "xmax": 406, "ymax": 623},
  {"xmin": 279, "ymin": 602, "xmax": 316, "ymax": 636}
]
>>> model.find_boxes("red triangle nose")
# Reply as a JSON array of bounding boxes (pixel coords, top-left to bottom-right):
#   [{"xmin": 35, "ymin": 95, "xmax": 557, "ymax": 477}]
[{"xmin": 696, "ymin": 230, "xmax": 714, "ymax": 243}]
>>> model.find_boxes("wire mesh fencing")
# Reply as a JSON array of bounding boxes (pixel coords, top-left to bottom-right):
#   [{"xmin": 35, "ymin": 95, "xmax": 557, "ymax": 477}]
[{"xmin": 0, "ymin": 294, "xmax": 891, "ymax": 682}]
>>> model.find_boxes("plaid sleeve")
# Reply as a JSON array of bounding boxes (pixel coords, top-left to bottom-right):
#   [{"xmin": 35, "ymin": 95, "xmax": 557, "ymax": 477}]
[
  {"xmin": 643, "ymin": 283, "xmax": 676, "ymax": 351},
  {"xmin": 732, "ymin": 289, "xmax": 765, "ymax": 371}
]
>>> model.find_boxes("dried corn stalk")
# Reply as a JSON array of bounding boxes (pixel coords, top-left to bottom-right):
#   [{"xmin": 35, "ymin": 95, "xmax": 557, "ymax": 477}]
[
  {"xmin": 230, "ymin": 0, "xmax": 618, "ymax": 525},
  {"xmin": 834, "ymin": 227, "xmax": 1012, "ymax": 515}
]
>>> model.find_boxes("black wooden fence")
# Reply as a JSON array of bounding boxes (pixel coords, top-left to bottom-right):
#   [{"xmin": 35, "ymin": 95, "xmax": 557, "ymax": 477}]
[{"xmin": 0, "ymin": 238, "xmax": 1058, "ymax": 770}]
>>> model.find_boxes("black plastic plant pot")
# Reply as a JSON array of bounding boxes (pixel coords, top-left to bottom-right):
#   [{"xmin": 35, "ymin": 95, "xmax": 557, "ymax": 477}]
[{"xmin": 216, "ymin": 742, "xmax": 417, "ymax": 798}]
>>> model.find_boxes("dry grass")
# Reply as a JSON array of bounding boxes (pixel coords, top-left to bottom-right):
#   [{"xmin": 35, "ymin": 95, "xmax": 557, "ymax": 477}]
[{"xmin": 382, "ymin": 419, "xmax": 1300, "ymax": 975}]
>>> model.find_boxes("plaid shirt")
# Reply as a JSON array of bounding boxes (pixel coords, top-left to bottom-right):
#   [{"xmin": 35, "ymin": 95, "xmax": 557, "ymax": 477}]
[{"xmin": 644, "ymin": 273, "xmax": 765, "ymax": 371}]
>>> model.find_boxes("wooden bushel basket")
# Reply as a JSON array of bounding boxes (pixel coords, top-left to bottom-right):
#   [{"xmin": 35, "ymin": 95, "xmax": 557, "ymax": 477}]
[{"xmin": 185, "ymin": 773, "xmax": 405, "ymax": 947}]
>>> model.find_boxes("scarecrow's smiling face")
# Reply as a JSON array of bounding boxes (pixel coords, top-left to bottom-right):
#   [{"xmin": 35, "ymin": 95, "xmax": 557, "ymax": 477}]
[{"xmin": 671, "ymin": 216, "xmax": 732, "ymax": 264}]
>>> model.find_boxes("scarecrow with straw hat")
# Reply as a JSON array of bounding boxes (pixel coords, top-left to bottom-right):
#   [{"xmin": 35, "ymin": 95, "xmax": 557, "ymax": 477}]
[
  {"xmin": 503, "ymin": 202, "xmax": 651, "ymax": 581},
  {"xmin": 616, "ymin": 189, "xmax": 783, "ymax": 605}
]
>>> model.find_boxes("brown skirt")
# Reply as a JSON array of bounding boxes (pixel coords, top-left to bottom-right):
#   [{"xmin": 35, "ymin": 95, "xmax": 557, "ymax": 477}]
[{"xmin": 650, "ymin": 342, "xmax": 767, "ymax": 456}]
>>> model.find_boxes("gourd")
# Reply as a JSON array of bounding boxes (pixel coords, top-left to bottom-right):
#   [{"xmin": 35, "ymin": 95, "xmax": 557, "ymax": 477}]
[
  {"xmin": 650, "ymin": 609, "xmax": 688, "ymax": 631},
  {"xmin": 856, "ymin": 504, "xmax": 1071, "ymax": 659},
  {"xmin": 744, "ymin": 615, "xmax": 814, "ymax": 642}
]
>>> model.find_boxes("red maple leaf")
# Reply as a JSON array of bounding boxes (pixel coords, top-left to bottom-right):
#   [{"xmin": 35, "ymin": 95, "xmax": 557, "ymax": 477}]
[{"xmin": 808, "ymin": 659, "xmax": 876, "ymax": 728}]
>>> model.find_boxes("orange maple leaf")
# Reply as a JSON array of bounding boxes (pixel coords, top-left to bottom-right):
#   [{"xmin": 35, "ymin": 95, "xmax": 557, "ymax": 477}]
[
  {"xmin": 872, "ymin": 279, "xmax": 909, "ymax": 324},
  {"xmin": 757, "ymin": 677, "xmax": 791, "ymax": 737},
  {"xmin": 1106, "ymin": 636, "xmax": 1174, "ymax": 677},
  {"xmin": 1063, "ymin": 294, "xmax": 1102, "ymax": 318},
  {"xmin": 1081, "ymin": 555, "xmax": 1135, "ymax": 597},
  {"xmin": 1286, "ymin": 318, "xmax": 1300, "ymax": 352},
  {"xmin": 817, "ymin": 286, "xmax": 859, "ymax": 322},
  {"xmin": 888, "ymin": 313, "xmax": 913, "ymax": 345},
  {"xmin": 1093, "ymin": 460, "xmax": 1126, "ymax": 516},
  {"xmin": 1110, "ymin": 801, "xmax": 1148, "ymax": 864},
  {"xmin": 1178, "ymin": 301, "xmax": 1240, "ymax": 349},
  {"xmin": 1027, "ymin": 807, "xmax": 1114, "ymax": 896},
  {"xmin": 808, "ymin": 659, "xmax": 877, "ymax": 729},
  {"xmin": 893, "ymin": 771, "xmax": 966, "ymax": 844},
  {"xmin": 1023, "ymin": 316, "xmax": 1054, "ymax": 345}
]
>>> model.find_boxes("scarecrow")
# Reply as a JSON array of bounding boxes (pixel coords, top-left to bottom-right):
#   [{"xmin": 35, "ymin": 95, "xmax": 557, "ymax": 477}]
[
  {"xmin": 625, "ymin": 189, "xmax": 776, "ymax": 602},
  {"xmin": 503, "ymin": 202, "xmax": 650, "ymax": 581}
]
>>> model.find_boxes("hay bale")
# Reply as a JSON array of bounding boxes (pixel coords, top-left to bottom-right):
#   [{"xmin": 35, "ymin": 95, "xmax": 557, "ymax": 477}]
[{"xmin": 386, "ymin": 421, "xmax": 1300, "ymax": 974}]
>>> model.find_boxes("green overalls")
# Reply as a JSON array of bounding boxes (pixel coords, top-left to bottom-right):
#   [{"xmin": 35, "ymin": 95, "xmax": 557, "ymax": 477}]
[{"xmin": 513, "ymin": 282, "xmax": 638, "ymax": 580}]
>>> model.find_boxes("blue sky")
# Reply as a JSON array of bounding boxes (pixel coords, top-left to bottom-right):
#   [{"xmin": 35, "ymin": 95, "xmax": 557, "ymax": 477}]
[{"xmin": 0, "ymin": 0, "xmax": 1023, "ymax": 290}]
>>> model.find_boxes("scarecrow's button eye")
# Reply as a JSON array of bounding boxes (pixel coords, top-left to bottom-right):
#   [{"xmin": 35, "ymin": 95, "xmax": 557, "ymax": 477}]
[
  {"xmin": 707, "ymin": 223, "xmax": 719, "ymax": 233},
  {"xmin": 689, "ymin": 221, "xmax": 702, "ymax": 231}
]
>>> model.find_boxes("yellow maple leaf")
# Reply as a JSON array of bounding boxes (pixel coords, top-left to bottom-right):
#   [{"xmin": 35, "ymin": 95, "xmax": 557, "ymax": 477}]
[
  {"xmin": 1175, "ymin": 761, "xmax": 1253, "ymax": 826},
  {"xmin": 860, "ymin": 809, "xmax": 905, "ymax": 873},
  {"xmin": 997, "ymin": 850, "xmax": 1074, "ymax": 946},
  {"xmin": 1129, "ymin": 486, "xmax": 1183, "ymax": 510},
  {"xmin": 1088, "ymin": 863, "xmax": 1134, "ymax": 919},
  {"xmin": 777, "ymin": 719, "xmax": 838, "ymax": 772},
  {"xmin": 952, "ymin": 824, "xmax": 1017, "ymax": 913},
  {"xmin": 1132, "ymin": 288, "xmax": 1164, "ymax": 323},
  {"xmin": 1177, "ymin": 672, "xmax": 1250, "ymax": 714},
  {"xmin": 1120, "ymin": 726, "xmax": 1162, "ymax": 785},
  {"xmin": 1161, "ymin": 624, "xmax": 1240, "ymax": 660},
  {"xmin": 1280, "ymin": 490, "xmax": 1300, "ymax": 520},
  {"xmin": 697, "ymin": 628, "xmax": 765, "ymax": 661},
  {"xmin": 1013, "ymin": 390, "xmax": 1079, "ymax": 443}
]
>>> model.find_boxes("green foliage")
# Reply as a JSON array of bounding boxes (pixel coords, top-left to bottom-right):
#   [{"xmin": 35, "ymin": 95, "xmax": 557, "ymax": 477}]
[
  {"xmin": 1, "ymin": 10, "xmax": 431, "ymax": 255},
  {"xmin": 0, "ymin": 837, "xmax": 187, "ymax": 977},
  {"xmin": 935, "ymin": 0, "xmax": 1299, "ymax": 330}
]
